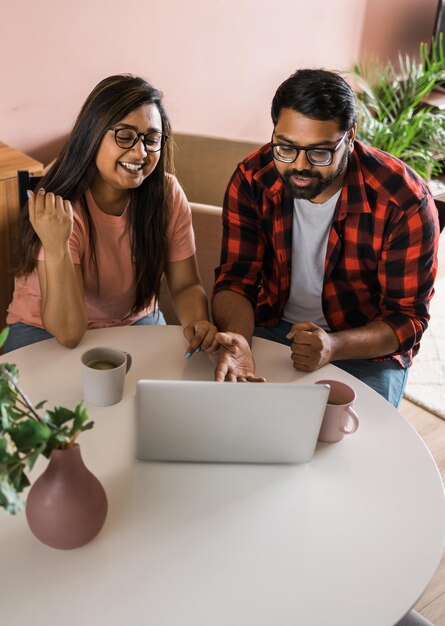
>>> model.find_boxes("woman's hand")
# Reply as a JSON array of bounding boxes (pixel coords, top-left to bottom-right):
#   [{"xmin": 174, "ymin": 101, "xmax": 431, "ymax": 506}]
[
  {"xmin": 183, "ymin": 320, "xmax": 219, "ymax": 358},
  {"xmin": 28, "ymin": 188, "xmax": 73, "ymax": 255}
]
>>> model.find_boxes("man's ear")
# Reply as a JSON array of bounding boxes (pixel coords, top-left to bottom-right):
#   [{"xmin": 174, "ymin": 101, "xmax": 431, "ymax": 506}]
[{"xmin": 348, "ymin": 124, "xmax": 357, "ymax": 149}]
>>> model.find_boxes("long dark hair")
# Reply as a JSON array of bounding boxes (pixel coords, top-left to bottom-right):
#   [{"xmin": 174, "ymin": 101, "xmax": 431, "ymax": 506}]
[{"xmin": 16, "ymin": 74, "xmax": 173, "ymax": 313}]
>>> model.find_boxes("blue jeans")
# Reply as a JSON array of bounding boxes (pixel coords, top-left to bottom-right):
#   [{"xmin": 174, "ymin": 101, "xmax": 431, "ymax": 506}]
[
  {"xmin": 254, "ymin": 320, "xmax": 409, "ymax": 408},
  {"xmin": 3, "ymin": 310, "xmax": 166, "ymax": 353},
  {"xmin": 3, "ymin": 323, "xmax": 53, "ymax": 352},
  {"xmin": 131, "ymin": 310, "xmax": 166, "ymax": 326}
]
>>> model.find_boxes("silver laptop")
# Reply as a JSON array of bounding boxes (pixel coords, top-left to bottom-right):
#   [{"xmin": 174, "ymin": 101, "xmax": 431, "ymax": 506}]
[{"xmin": 135, "ymin": 380, "xmax": 330, "ymax": 464}]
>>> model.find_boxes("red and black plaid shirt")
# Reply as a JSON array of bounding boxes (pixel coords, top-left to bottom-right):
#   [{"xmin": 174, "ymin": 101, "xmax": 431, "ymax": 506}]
[{"xmin": 213, "ymin": 141, "xmax": 440, "ymax": 366}]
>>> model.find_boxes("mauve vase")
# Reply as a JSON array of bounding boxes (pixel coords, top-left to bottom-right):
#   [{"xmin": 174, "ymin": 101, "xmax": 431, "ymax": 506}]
[{"xmin": 26, "ymin": 445, "xmax": 108, "ymax": 549}]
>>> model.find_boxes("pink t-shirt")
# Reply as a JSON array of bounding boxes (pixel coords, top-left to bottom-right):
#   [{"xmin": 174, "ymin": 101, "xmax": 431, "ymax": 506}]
[{"xmin": 7, "ymin": 175, "xmax": 195, "ymax": 329}]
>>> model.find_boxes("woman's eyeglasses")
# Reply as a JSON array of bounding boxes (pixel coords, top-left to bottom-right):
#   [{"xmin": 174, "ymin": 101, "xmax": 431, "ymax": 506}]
[
  {"xmin": 110, "ymin": 128, "xmax": 168, "ymax": 152},
  {"xmin": 271, "ymin": 132, "xmax": 347, "ymax": 166}
]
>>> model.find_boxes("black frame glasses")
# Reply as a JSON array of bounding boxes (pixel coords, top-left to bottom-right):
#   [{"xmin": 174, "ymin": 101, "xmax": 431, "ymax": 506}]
[
  {"xmin": 271, "ymin": 131, "xmax": 348, "ymax": 166},
  {"xmin": 109, "ymin": 127, "xmax": 169, "ymax": 152}
]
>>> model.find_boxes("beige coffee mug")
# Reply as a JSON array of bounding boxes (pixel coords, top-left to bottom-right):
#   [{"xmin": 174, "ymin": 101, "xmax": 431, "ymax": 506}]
[
  {"xmin": 315, "ymin": 379, "xmax": 359, "ymax": 443},
  {"xmin": 81, "ymin": 347, "xmax": 132, "ymax": 407}
]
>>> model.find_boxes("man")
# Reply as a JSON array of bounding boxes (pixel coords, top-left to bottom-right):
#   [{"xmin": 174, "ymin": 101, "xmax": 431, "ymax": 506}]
[{"xmin": 212, "ymin": 69, "xmax": 439, "ymax": 408}]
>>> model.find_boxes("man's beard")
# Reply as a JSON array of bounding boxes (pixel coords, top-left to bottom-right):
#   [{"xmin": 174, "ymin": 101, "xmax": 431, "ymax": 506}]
[{"xmin": 281, "ymin": 149, "xmax": 349, "ymax": 201}]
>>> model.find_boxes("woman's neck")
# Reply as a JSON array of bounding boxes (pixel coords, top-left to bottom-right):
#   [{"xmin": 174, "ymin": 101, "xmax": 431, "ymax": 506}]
[{"xmin": 89, "ymin": 181, "xmax": 130, "ymax": 216}]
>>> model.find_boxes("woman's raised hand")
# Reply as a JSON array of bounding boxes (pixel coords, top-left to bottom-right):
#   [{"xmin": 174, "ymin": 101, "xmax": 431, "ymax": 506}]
[
  {"xmin": 183, "ymin": 320, "xmax": 219, "ymax": 358},
  {"xmin": 28, "ymin": 188, "xmax": 73, "ymax": 254}
]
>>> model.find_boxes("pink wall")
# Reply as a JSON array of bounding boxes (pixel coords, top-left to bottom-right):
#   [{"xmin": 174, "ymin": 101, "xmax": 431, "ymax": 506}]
[
  {"xmin": 359, "ymin": 0, "xmax": 439, "ymax": 65},
  {"xmin": 1, "ymin": 0, "xmax": 367, "ymax": 164}
]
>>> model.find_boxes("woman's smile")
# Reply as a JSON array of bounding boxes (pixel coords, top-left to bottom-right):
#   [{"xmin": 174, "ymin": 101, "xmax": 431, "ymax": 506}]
[{"xmin": 118, "ymin": 160, "xmax": 145, "ymax": 173}]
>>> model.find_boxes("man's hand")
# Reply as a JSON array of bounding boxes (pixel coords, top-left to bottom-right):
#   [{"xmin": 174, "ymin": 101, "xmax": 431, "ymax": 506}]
[
  {"xmin": 286, "ymin": 321, "xmax": 334, "ymax": 371},
  {"xmin": 214, "ymin": 332, "xmax": 266, "ymax": 382}
]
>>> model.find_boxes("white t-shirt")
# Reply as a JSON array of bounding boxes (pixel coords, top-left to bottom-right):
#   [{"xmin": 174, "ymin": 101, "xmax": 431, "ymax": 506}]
[{"xmin": 282, "ymin": 189, "xmax": 341, "ymax": 329}]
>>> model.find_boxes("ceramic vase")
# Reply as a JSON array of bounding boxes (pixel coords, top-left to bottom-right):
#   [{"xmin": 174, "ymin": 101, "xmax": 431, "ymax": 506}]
[{"xmin": 26, "ymin": 444, "xmax": 108, "ymax": 549}]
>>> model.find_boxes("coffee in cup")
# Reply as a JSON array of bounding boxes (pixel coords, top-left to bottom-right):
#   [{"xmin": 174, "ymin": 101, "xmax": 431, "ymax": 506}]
[
  {"xmin": 315, "ymin": 379, "xmax": 359, "ymax": 443},
  {"xmin": 86, "ymin": 359, "xmax": 118, "ymax": 371},
  {"xmin": 81, "ymin": 347, "xmax": 132, "ymax": 406}
]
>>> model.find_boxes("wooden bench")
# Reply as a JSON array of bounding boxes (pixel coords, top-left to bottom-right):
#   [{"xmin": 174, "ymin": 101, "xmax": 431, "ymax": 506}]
[
  {"xmin": 159, "ymin": 202, "xmax": 223, "ymax": 324},
  {"xmin": 159, "ymin": 133, "xmax": 260, "ymax": 322},
  {"xmin": 173, "ymin": 132, "xmax": 260, "ymax": 206}
]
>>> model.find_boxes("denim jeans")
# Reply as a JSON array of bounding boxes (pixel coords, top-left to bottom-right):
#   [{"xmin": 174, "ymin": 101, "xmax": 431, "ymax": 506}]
[
  {"xmin": 3, "ymin": 323, "xmax": 53, "ymax": 352},
  {"xmin": 131, "ymin": 310, "xmax": 166, "ymax": 326},
  {"xmin": 253, "ymin": 319, "xmax": 409, "ymax": 408},
  {"xmin": 3, "ymin": 310, "xmax": 167, "ymax": 353}
]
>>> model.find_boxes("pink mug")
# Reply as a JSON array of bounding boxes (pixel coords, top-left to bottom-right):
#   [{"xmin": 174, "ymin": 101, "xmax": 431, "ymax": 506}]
[{"xmin": 315, "ymin": 379, "xmax": 359, "ymax": 443}]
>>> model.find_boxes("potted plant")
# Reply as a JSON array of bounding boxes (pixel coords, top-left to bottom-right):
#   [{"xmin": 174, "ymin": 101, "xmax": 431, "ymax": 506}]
[
  {"xmin": 350, "ymin": 37, "xmax": 445, "ymax": 181},
  {"xmin": 0, "ymin": 327, "xmax": 107, "ymax": 548}
]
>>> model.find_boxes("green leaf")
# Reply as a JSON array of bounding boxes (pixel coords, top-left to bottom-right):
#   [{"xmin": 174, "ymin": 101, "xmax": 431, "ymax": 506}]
[
  {"xmin": 0, "ymin": 327, "xmax": 10, "ymax": 349},
  {"xmin": 69, "ymin": 403, "xmax": 89, "ymax": 436},
  {"xmin": 9, "ymin": 464, "xmax": 30, "ymax": 492},
  {"xmin": 350, "ymin": 36, "xmax": 445, "ymax": 180},
  {"xmin": 46, "ymin": 406, "xmax": 76, "ymax": 427},
  {"xmin": 45, "ymin": 432, "xmax": 70, "ymax": 450},
  {"xmin": 10, "ymin": 420, "xmax": 52, "ymax": 452},
  {"xmin": 0, "ymin": 475, "xmax": 25, "ymax": 515},
  {"xmin": 41, "ymin": 443, "xmax": 53, "ymax": 459},
  {"xmin": 1, "ymin": 404, "xmax": 12, "ymax": 430},
  {"xmin": 0, "ymin": 438, "xmax": 9, "ymax": 464},
  {"xmin": 26, "ymin": 443, "xmax": 47, "ymax": 471}
]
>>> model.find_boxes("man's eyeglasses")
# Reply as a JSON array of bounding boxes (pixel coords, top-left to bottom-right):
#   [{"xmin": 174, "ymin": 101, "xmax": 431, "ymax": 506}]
[
  {"xmin": 109, "ymin": 128, "xmax": 168, "ymax": 152},
  {"xmin": 271, "ymin": 131, "xmax": 347, "ymax": 166}
]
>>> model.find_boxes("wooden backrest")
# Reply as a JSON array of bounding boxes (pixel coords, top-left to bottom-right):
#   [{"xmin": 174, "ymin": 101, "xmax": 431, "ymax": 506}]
[
  {"xmin": 173, "ymin": 132, "xmax": 261, "ymax": 206},
  {"xmin": 159, "ymin": 202, "xmax": 223, "ymax": 324},
  {"xmin": 0, "ymin": 144, "xmax": 43, "ymax": 335},
  {"xmin": 17, "ymin": 170, "xmax": 43, "ymax": 211},
  {"xmin": 161, "ymin": 132, "xmax": 261, "ymax": 324}
]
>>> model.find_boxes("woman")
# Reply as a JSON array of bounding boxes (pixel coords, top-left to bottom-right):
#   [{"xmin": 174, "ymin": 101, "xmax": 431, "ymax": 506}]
[{"xmin": 4, "ymin": 74, "xmax": 217, "ymax": 355}]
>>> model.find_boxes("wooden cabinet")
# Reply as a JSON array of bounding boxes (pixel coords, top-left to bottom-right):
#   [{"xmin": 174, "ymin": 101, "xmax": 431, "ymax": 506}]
[{"xmin": 0, "ymin": 142, "xmax": 43, "ymax": 331}]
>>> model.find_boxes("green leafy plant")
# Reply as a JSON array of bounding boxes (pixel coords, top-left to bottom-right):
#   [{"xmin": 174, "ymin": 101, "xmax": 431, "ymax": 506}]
[
  {"xmin": 0, "ymin": 327, "xmax": 94, "ymax": 514},
  {"xmin": 351, "ymin": 37, "xmax": 445, "ymax": 180}
]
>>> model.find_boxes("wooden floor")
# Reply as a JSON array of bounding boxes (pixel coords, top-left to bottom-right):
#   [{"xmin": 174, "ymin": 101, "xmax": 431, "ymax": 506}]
[{"xmin": 401, "ymin": 398, "xmax": 445, "ymax": 624}]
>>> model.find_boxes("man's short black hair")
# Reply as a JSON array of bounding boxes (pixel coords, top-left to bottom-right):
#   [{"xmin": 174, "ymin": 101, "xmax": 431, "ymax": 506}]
[{"xmin": 271, "ymin": 69, "xmax": 356, "ymax": 131}]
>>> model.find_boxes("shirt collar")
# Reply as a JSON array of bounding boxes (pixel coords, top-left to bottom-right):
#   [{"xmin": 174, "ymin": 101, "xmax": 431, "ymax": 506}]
[
  {"xmin": 336, "ymin": 146, "xmax": 373, "ymax": 220},
  {"xmin": 252, "ymin": 145, "xmax": 284, "ymax": 197}
]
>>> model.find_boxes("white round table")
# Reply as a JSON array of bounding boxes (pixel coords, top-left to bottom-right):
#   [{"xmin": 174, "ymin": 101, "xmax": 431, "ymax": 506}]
[{"xmin": 1, "ymin": 325, "xmax": 444, "ymax": 626}]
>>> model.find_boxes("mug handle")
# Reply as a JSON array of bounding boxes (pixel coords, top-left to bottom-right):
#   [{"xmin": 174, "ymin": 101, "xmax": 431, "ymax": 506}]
[
  {"xmin": 124, "ymin": 351, "xmax": 132, "ymax": 374},
  {"xmin": 341, "ymin": 407, "xmax": 359, "ymax": 435}
]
